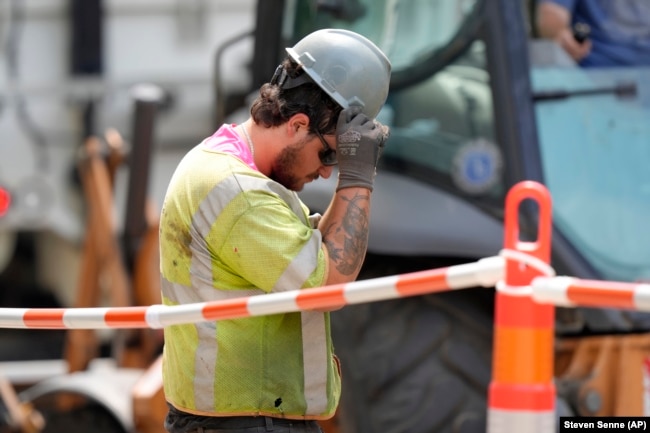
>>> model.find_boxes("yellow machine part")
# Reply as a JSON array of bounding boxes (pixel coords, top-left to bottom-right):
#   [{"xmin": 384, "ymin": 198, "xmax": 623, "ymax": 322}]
[{"xmin": 556, "ymin": 333, "xmax": 650, "ymax": 417}]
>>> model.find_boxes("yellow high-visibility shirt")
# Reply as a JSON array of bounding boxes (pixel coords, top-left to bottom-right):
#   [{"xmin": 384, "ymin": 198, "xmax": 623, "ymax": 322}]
[{"xmin": 159, "ymin": 125, "xmax": 340, "ymax": 420}]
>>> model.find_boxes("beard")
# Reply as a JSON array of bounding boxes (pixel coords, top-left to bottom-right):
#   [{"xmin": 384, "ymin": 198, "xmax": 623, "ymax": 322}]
[{"xmin": 269, "ymin": 139, "xmax": 318, "ymax": 191}]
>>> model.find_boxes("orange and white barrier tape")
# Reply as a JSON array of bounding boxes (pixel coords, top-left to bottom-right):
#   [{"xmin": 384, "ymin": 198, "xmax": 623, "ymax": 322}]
[
  {"xmin": 0, "ymin": 256, "xmax": 504, "ymax": 330},
  {"xmin": 532, "ymin": 276, "xmax": 650, "ymax": 311}
]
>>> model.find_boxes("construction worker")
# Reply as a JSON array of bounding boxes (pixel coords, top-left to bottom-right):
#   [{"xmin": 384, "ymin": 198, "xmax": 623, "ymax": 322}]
[{"xmin": 159, "ymin": 29, "xmax": 391, "ymax": 433}]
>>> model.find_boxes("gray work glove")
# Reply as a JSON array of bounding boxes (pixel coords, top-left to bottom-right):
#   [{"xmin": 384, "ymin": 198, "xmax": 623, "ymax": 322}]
[{"xmin": 336, "ymin": 107, "xmax": 390, "ymax": 192}]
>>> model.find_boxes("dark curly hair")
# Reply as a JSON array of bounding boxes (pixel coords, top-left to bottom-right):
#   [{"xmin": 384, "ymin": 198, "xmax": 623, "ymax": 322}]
[{"xmin": 250, "ymin": 58, "xmax": 342, "ymax": 135}]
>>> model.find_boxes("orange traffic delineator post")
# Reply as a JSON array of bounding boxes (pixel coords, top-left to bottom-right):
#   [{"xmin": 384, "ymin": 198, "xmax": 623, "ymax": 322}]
[{"xmin": 488, "ymin": 181, "xmax": 556, "ymax": 433}]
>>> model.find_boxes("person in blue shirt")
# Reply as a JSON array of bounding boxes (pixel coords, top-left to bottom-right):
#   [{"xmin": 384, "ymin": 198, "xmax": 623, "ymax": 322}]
[{"xmin": 535, "ymin": 0, "xmax": 650, "ymax": 67}]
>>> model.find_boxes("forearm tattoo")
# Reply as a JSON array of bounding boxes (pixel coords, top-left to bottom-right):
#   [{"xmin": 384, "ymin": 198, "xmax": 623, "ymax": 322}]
[{"xmin": 323, "ymin": 192, "xmax": 370, "ymax": 276}]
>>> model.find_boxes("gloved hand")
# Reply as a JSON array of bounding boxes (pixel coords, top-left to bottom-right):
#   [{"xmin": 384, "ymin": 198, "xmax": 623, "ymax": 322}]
[{"xmin": 335, "ymin": 107, "xmax": 390, "ymax": 192}]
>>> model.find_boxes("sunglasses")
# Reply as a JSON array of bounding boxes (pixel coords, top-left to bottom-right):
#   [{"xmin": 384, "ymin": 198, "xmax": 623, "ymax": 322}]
[{"xmin": 314, "ymin": 130, "xmax": 338, "ymax": 166}]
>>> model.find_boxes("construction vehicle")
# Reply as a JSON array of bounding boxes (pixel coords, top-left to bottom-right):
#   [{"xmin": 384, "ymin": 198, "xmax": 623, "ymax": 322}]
[
  {"xmin": 0, "ymin": 86, "xmax": 166, "ymax": 433},
  {"xmin": 1, "ymin": 0, "xmax": 650, "ymax": 432},
  {"xmin": 0, "ymin": 1, "xmax": 251, "ymax": 432},
  {"xmin": 212, "ymin": 0, "xmax": 650, "ymax": 432}
]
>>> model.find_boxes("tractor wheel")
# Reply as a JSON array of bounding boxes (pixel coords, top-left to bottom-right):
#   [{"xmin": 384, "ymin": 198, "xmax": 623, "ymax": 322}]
[
  {"xmin": 18, "ymin": 367, "xmax": 141, "ymax": 433},
  {"xmin": 34, "ymin": 397, "xmax": 128, "ymax": 433},
  {"xmin": 331, "ymin": 255, "xmax": 495, "ymax": 433}
]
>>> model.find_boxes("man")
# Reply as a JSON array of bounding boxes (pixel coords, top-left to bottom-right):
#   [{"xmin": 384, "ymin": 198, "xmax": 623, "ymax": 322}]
[
  {"xmin": 535, "ymin": 0, "xmax": 650, "ymax": 67},
  {"xmin": 159, "ymin": 29, "xmax": 391, "ymax": 433}
]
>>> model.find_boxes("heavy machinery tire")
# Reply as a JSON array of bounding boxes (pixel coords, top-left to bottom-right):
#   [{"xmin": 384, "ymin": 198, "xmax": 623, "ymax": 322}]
[
  {"xmin": 36, "ymin": 399, "xmax": 128, "ymax": 433},
  {"xmin": 331, "ymin": 255, "xmax": 495, "ymax": 433},
  {"xmin": 19, "ymin": 367, "xmax": 141, "ymax": 433}
]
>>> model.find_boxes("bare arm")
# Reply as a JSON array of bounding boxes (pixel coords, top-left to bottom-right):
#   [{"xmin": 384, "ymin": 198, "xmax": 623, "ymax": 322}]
[
  {"xmin": 318, "ymin": 187, "xmax": 371, "ymax": 285},
  {"xmin": 311, "ymin": 107, "xmax": 388, "ymax": 303},
  {"xmin": 536, "ymin": 1, "xmax": 591, "ymax": 61}
]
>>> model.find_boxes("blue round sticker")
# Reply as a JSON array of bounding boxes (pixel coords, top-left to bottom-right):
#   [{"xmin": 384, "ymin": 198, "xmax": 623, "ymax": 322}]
[{"xmin": 452, "ymin": 138, "xmax": 503, "ymax": 194}]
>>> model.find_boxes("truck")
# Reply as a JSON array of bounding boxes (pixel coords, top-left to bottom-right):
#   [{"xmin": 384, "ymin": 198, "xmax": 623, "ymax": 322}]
[{"xmin": 1, "ymin": 0, "xmax": 650, "ymax": 432}]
